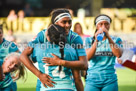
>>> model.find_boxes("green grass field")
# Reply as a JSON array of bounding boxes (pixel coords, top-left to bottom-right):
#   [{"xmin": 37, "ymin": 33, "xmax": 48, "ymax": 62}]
[
  {"xmin": 17, "ymin": 68, "xmax": 136, "ymax": 91},
  {"xmin": 116, "ymin": 68, "xmax": 136, "ymax": 91}
]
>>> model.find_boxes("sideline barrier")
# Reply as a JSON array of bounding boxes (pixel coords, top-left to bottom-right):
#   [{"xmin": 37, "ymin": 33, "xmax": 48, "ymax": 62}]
[{"xmin": 0, "ymin": 17, "xmax": 136, "ymax": 34}]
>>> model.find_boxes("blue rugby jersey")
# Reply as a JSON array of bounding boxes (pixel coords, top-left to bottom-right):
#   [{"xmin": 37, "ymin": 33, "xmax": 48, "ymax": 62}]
[
  {"xmin": 0, "ymin": 38, "xmax": 18, "ymax": 60},
  {"xmin": 28, "ymin": 29, "xmax": 87, "ymax": 91},
  {"xmin": 0, "ymin": 39, "xmax": 18, "ymax": 88},
  {"xmin": 0, "ymin": 60, "xmax": 13, "ymax": 88},
  {"xmin": 85, "ymin": 36, "xmax": 122, "ymax": 85},
  {"xmin": 29, "ymin": 29, "xmax": 86, "ymax": 57},
  {"xmin": 31, "ymin": 42, "xmax": 78, "ymax": 90}
]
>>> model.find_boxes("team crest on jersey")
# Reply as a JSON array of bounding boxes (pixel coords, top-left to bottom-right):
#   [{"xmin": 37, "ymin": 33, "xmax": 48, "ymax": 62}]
[{"xmin": 2, "ymin": 41, "xmax": 10, "ymax": 48}]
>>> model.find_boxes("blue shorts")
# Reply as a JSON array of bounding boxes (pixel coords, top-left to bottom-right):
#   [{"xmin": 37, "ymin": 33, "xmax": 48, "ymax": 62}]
[
  {"xmin": 84, "ymin": 81, "xmax": 118, "ymax": 91},
  {"xmin": 36, "ymin": 88, "xmax": 74, "ymax": 91}
]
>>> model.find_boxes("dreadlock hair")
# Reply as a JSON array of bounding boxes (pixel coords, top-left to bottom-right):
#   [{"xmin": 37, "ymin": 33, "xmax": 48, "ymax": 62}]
[
  {"xmin": 91, "ymin": 14, "xmax": 112, "ymax": 44},
  {"xmin": 47, "ymin": 24, "xmax": 66, "ymax": 72},
  {"xmin": 49, "ymin": 8, "xmax": 71, "ymax": 24}
]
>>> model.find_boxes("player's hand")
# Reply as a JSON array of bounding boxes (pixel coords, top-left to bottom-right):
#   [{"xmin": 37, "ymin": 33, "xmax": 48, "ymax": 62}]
[
  {"xmin": 117, "ymin": 58, "xmax": 122, "ymax": 64},
  {"xmin": 22, "ymin": 47, "xmax": 33, "ymax": 56},
  {"xmin": 42, "ymin": 53, "xmax": 61, "ymax": 66},
  {"xmin": 101, "ymin": 27, "xmax": 110, "ymax": 38},
  {"xmin": 39, "ymin": 73, "xmax": 56, "ymax": 88}
]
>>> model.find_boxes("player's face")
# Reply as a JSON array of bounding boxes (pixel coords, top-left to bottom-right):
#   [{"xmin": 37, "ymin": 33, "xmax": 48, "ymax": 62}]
[
  {"xmin": 96, "ymin": 21, "xmax": 110, "ymax": 30},
  {"xmin": 55, "ymin": 17, "xmax": 72, "ymax": 35},
  {"xmin": 74, "ymin": 24, "xmax": 82, "ymax": 35},
  {"xmin": 0, "ymin": 29, "xmax": 3, "ymax": 41},
  {"xmin": 3, "ymin": 56, "xmax": 21, "ymax": 73}
]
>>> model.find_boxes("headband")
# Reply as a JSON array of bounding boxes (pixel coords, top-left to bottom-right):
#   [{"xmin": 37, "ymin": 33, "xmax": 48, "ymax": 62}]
[
  {"xmin": 54, "ymin": 13, "xmax": 71, "ymax": 24},
  {"xmin": 95, "ymin": 15, "xmax": 111, "ymax": 26}
]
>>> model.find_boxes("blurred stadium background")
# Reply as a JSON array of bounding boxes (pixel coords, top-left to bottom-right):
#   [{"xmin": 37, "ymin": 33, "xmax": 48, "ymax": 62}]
[{"xmin": 0, "ymin": 0, "xmax": 136, "ymax": 91}]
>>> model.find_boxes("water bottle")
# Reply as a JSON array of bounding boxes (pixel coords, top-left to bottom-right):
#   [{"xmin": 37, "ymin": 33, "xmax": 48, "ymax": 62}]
[{"xmin": 97, "ymin": 29, "xmax": 105, "ymax": 41}]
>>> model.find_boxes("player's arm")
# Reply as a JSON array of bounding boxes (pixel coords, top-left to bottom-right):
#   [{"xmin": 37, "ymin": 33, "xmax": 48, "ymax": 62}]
[
  {"xmin": 57, "ymin": 36, "xmax": 88, "ymax": 70},
  {"xmin": 62, "ymin": 55, "xmax": 87, "ymax": 70},
  {"xmin": 107, "ymin": 37, "xmax": 122, "ymax": 57},
  {"xmin": 71, "ymin": 36, "xmax": 88, "ymax": 70},
  {"xmin": 0, "ymin": 66, "xmax": 5, "ymax": 81},
  {"xmin": 85, "ymin": 30, "xmax": 103, "ymax": 61},
  {"xmin": 42, "ymin": 36, "xmax": 88, "ymax": 70},
  {"xmin": 20, "ymin": 47, "xmax": 55, "ymax": 88},
  {"xmin": 72, "ymin": 69, "xmax": 84, "ymax": 91},
  {"xmin": 102, "ymin": 28, "xmax": 122, "ymax": 58},
  {"xmin": 86, "ymin": 40, "xmax": 98, "ymax": 60},
  {"xmin": 42, "ymin": 53, "xmax": 88, "ymax": 70},
  {"xmin": 117, "ymin": 58, "xmax": 123, "ymax": 64}
]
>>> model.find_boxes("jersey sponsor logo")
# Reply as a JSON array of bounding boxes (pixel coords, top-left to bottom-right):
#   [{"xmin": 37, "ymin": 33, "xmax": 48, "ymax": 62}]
[{"xmin": 95, "ymin": 51, "xmax": 114, "ymax": 56}]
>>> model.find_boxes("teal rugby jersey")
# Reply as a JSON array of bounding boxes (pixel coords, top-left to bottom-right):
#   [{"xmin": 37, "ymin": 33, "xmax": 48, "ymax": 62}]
[
  {"xmin": 29, "ymin": 29, "xmax": 86, "ymax": 57},
  {"xmin": 0, "ymin": 38, "xmax": 18, "ymax": 60},
  {"xmin": 85, "ymin": 36, "xmax": 122, "ymax": 85},
  {"xmin": 0, "ymin": 60, "xmax": 13, "ymax": 88},
  {"xmin": 31, "ymin": 42, "xmax": 78, "ymax": 90},
  {"xmin": 0, "ymin": 39, "xmax": 18, "ymax": 88}
]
